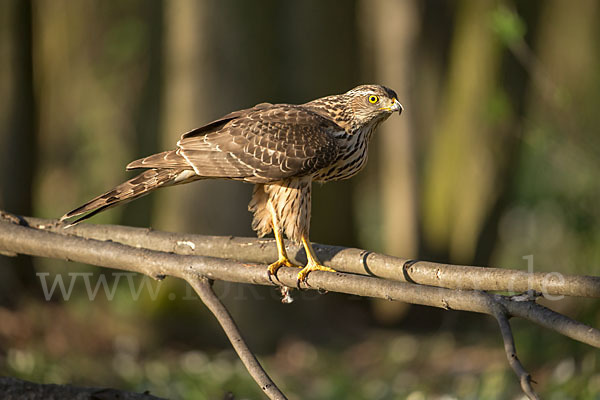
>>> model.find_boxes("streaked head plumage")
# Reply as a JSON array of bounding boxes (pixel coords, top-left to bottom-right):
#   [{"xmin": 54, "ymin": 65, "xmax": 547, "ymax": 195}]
[
  {"xmin": 305, "ymin": 84, "xmax": 402, "ymax": 131},
  {"xmin": 344, "ymin": 84, "xmax": 403, "ymax": 127}
]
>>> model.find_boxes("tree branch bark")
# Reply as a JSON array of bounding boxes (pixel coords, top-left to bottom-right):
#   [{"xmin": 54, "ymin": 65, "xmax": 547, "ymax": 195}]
[
  {"xmin": 0, "ymin": 376, "xmax": 167, "ymax": 400},
  {"xmin": 1, "ymin": 211, "xmax": 599, "ymax": 398},
  {"xmin": 20, "ymin": 215, "xmax": 600, "ymax": 298},
  {"xmin": 187, "ymin": 277, "xmax": 287, "ymax": 400},
  {"xmin": 1, "ymin": 214, "xmax": 598, "ymax": 347},
  {"xmin": 486, "ymin": 292, "xmax": 540, "ymax": 400}
]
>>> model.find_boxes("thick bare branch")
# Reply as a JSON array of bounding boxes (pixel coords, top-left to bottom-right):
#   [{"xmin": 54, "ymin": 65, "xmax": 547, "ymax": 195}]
[
  {"xmin": 0, "ymin": 376, "xmax": 167, "ymax": 400},
  {"xmin": 187, "ymin": 277, "xmax": 287, "ymax": 400},
  {"xmin": 22, "ymin": 215, "xmax": 600, "ymax": 298},
  {"xmin": 1, "ymin": 214, "xmax": 599, "ymax": 349},
  {"xmin": 2, "ymin": 212, "xmax": 600, "ymax": 399}
]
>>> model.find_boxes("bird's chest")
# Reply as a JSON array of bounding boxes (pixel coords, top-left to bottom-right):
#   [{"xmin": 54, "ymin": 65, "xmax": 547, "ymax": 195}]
[{"xmin": 313, "ymin": 131, "xmax": 370, "ymax": 182}]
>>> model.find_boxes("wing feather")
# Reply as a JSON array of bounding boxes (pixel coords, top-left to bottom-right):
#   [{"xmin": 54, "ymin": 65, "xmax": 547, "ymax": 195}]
[{"xmin": 129, "ymin": 104, "xmax": 342, "ymax": 183}]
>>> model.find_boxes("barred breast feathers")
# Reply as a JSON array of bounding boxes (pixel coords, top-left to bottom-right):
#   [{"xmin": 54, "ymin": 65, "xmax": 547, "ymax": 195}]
[{"xmin": 249, "ymin": 177, "xmax": 312, "ymax": 243}]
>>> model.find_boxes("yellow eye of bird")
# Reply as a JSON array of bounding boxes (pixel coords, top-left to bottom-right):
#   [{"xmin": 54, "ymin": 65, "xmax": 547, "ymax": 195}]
[{"xmin": 368, "ymin": 95, "xmax": 379, "ymax": 104}]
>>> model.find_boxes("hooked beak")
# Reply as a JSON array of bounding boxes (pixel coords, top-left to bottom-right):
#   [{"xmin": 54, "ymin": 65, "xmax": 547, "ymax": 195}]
[
  {"xmin": 390, "ymin": 98, "xmax": 403, "ymax": 115},
  {"xmin": 381, "ymin": 98, "xmax": 404, "ymax": 115}
]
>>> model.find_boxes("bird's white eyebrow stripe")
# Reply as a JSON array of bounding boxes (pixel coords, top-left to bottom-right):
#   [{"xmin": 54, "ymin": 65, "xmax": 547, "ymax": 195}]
[{"xmin": 347, "ymin": 89, "xmax": 376, "ymax": 96}]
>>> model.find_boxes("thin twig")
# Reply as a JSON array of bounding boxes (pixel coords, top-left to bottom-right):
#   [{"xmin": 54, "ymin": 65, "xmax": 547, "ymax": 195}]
[
  {"xmin": 21, "ymin": 215, "xmax": 600, "ymax": 298},
  {"xmin": 486, "ymin": 293, "xmax": 540, "ymax": 400},
  {"xmin": 186, "ymin": 276, "xmax": 287, "ymax": 400}
]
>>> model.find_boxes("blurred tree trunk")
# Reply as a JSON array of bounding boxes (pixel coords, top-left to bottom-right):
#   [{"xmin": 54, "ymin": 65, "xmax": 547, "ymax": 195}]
[
  {"xmin": 358, "ymin": 0, "xmax": 419, "ymax": 258},
  {"xmin": 0, "ymin": 0, "xmax": 37, "ymax": 303},
  {"xmin": 421, "ymin": 0, "xmax": 506, "ymax": 264},
  {"xmin": 122, "ymin": 0, "xmax": 165, "ymax": 227},
  {"xmin": 357, "ymin": 0, "xmax": 419, "ymax": 323},
  {"xmin": 153, "ymin": 0, "xmax": 208, "ymax": 232}
]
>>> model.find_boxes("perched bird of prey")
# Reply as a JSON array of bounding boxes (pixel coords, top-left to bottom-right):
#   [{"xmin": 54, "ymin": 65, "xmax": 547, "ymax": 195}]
[{"xmin": 61, "ymin": 84, "xmax": 403, "ymax": 284}]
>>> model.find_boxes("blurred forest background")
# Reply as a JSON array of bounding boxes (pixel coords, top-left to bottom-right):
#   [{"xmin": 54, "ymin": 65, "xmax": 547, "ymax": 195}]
[{"xmin": 1, "ymin": 0, "xmax": 599, "ymax": 399}]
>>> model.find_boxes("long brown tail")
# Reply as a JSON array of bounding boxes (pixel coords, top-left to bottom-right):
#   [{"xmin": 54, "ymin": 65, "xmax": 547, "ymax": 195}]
[{"xmin": 60, "ymin": 168, "xmax": 198, "ymax": 227}]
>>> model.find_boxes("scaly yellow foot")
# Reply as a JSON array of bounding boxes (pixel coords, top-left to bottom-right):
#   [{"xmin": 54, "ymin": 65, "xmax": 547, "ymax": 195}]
[
  {"xmin": 297, "ymin": 235, "xmax": 336, "ymax": 286},
  {"xmin": 297, "ymin": 260, "xmax": 336, "ymax": 284},
  {"xmin": 267, "ymin": 256, "xmax": 302, "ymax": 283}
]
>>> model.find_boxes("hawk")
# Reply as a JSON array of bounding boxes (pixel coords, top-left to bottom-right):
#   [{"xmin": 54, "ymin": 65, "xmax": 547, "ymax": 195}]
[{"xmin": 61, "ymin": 84, "xmax": 403, "ymax": 284}]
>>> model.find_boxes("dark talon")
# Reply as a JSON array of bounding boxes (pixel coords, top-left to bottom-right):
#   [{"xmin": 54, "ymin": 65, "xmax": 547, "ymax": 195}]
[
  {"xmin": 267, "ymin": 269, "xmax": 284, "ymax": 286},
  {"xmin": 296, "ymin": 278, "xmax": 310, "ymax": 291}
]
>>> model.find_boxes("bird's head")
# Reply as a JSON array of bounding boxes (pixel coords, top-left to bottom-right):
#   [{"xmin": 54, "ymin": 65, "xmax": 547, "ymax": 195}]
[
  {"xmin": 304, "ymin": 84, "xmax": 402, "ymax": 133},
  {"xmin": 345, "ymin": 84, "xmax": 403, "ymax": 127}
]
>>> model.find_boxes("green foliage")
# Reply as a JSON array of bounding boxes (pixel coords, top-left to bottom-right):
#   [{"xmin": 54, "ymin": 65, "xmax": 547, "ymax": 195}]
[{"xmin": 490, "ymin": 4, "xmax": 526, "ymax": 47}]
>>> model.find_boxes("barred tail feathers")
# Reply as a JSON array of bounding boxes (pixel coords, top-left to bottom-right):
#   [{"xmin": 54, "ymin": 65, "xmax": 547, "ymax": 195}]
[{"xmin": 60, "ymin": 168, "xmax": 198, "ymax": 227}]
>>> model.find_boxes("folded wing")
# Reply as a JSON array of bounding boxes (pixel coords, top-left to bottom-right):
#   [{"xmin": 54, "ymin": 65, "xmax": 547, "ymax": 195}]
[{"xmin": 127, "ymin": 104, "xmax": 342, "ymax": 183}]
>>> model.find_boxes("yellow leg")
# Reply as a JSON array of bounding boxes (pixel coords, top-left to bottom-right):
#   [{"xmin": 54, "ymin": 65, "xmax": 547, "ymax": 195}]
[
  {"xmin": 267, "ymin": 223, "xmax": 302, "ymax": 277},
  {"xmin": 297, "ymin": 235, "xmax": 336, "ymax": 284},
  {"xmin": 267, "ymin": 201, "xmax": 301, "ymax": 281}
]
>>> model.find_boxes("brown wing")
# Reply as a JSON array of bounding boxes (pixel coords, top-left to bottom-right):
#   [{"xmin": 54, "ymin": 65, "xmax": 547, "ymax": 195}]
[{"xmin": 128, "ymin": 104, "xmax": 342, "ymax": 183}]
